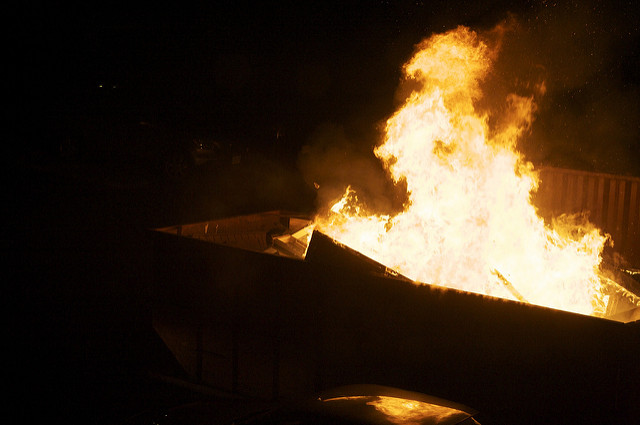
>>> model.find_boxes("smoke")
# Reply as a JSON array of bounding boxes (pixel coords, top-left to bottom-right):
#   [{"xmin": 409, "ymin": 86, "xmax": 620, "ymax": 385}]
[
  {"xmin": 480, "ymin": 2, "xmax": 640, "ymax": 176},
  {"xmin": 297, "ymin": 122, "xmax": 407, "ymax": 215}
]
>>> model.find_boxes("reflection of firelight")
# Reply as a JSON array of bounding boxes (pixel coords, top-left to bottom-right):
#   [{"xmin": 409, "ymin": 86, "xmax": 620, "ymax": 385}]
[{"xmin": 323, "ymin": 396, "xmax": 468, "ymax": 425}]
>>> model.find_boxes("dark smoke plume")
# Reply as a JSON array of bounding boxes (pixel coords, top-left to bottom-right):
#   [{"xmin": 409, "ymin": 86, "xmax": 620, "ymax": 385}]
[
  {"xmin": 297, "ymin": 122, "xmax": 407, "ymax": 215},
  {"xmin": 488, "ymin": 1, "xmax": 640, "ymax": 176}
]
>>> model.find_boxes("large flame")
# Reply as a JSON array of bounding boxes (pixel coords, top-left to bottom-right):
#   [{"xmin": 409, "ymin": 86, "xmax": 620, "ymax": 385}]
[{"xmin": 314, "ymin": 26, "xmax": 610, "ymax": 316}]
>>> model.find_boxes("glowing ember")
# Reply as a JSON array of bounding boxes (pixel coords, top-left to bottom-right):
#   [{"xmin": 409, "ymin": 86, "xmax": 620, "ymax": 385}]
[{"xmin": 314, "ymin": 26, "xmax": 612, "ymax": 317}]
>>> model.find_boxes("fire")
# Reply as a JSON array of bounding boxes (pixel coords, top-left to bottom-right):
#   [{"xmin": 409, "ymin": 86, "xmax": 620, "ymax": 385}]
[{"xmin": 314, "ymin": 26, "xmax": 610, "ymax": 316}]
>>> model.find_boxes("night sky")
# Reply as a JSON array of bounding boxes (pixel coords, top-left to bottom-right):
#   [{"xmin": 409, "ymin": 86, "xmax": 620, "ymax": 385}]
[{"xmin": 15, "ymin": 0, "xmax": 640, "ymax": 175}]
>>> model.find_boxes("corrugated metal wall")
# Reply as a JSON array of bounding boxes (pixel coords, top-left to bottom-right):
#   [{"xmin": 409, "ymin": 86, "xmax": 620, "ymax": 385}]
[{"xmin": 534, "ymin": 167, "xmax": 640, "ymax": 266}]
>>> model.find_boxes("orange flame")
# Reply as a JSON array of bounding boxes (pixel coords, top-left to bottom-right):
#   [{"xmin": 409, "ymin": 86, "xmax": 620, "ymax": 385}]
[{"xmin": 314, "ymin": 26, "xmax": 610, "ymax": 316}]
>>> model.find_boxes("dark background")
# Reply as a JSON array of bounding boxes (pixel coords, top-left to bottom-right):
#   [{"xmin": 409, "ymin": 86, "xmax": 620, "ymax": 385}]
[
  {"xmin": 14, "ymin": 0, "xmax": 640, "ymax": 175},
  {"xmin": 9, "ymin": 1, "xmax": 640, "ymax": 424}
]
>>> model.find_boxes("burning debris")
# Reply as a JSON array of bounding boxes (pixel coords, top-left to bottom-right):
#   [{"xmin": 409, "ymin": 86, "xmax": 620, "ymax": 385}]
[
  {"xmin": 157, "ymin": 209, "xmax": 639, "ymax": 323},
  {"xmin": 309, "ymin": 26, "xmax": 636, "ymax": 318},
  {"xmin": 157, "ymin": 26, "xmax": 639, "ymax": 321}
]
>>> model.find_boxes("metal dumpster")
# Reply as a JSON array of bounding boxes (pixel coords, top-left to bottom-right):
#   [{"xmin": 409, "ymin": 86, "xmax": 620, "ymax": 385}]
[{"xmin": 151, "ymin": 210, "xmax": 639, "ymax": 425}]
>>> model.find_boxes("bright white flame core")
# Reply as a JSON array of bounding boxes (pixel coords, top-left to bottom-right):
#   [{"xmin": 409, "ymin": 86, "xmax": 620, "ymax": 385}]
[{"xmin": 314, "ymin": 26, "xmax": 609, "ymax": 316}]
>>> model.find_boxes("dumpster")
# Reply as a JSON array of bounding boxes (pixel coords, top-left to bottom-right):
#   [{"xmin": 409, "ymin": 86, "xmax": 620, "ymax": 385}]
[{"xmin": 151, "ymin": 210, "xmax": 639, "ymax": 425}]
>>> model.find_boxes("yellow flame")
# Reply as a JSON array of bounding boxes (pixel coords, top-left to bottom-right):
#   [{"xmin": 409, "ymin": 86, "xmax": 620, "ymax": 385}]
[{"xmin": 314, "ymin": 26, "xmax": 609, "ymax": 316}]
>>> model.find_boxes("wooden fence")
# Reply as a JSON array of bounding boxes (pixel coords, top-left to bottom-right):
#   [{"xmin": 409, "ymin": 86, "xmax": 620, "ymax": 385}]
[{"xmin": 534, "ymin": 167, "xmax": 640, "ymax": 267}]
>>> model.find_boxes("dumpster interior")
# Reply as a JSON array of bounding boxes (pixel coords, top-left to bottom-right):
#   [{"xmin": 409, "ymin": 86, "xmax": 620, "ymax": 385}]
[{"xmin": 156, "ymin": 210, "xmax": 640, "ymax": 323}]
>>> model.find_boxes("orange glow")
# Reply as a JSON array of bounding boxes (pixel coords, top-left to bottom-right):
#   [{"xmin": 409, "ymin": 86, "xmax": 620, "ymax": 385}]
[
  {"xmin": 323, "ymin": 396, "xmax": 468, "ymax": 425},
  {"xmin": 368, "ymin": 396, "xmax": 467, "ymax": 425},
  {"xmin": 314, "ymin": 26, "xmax": 613, "ymax": 317}
]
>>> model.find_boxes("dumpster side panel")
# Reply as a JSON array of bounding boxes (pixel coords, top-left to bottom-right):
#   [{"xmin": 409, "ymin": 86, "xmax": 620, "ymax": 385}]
[{"xmin": 151, "ymin": 231, "xmax": 637, "ymax": 424}]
